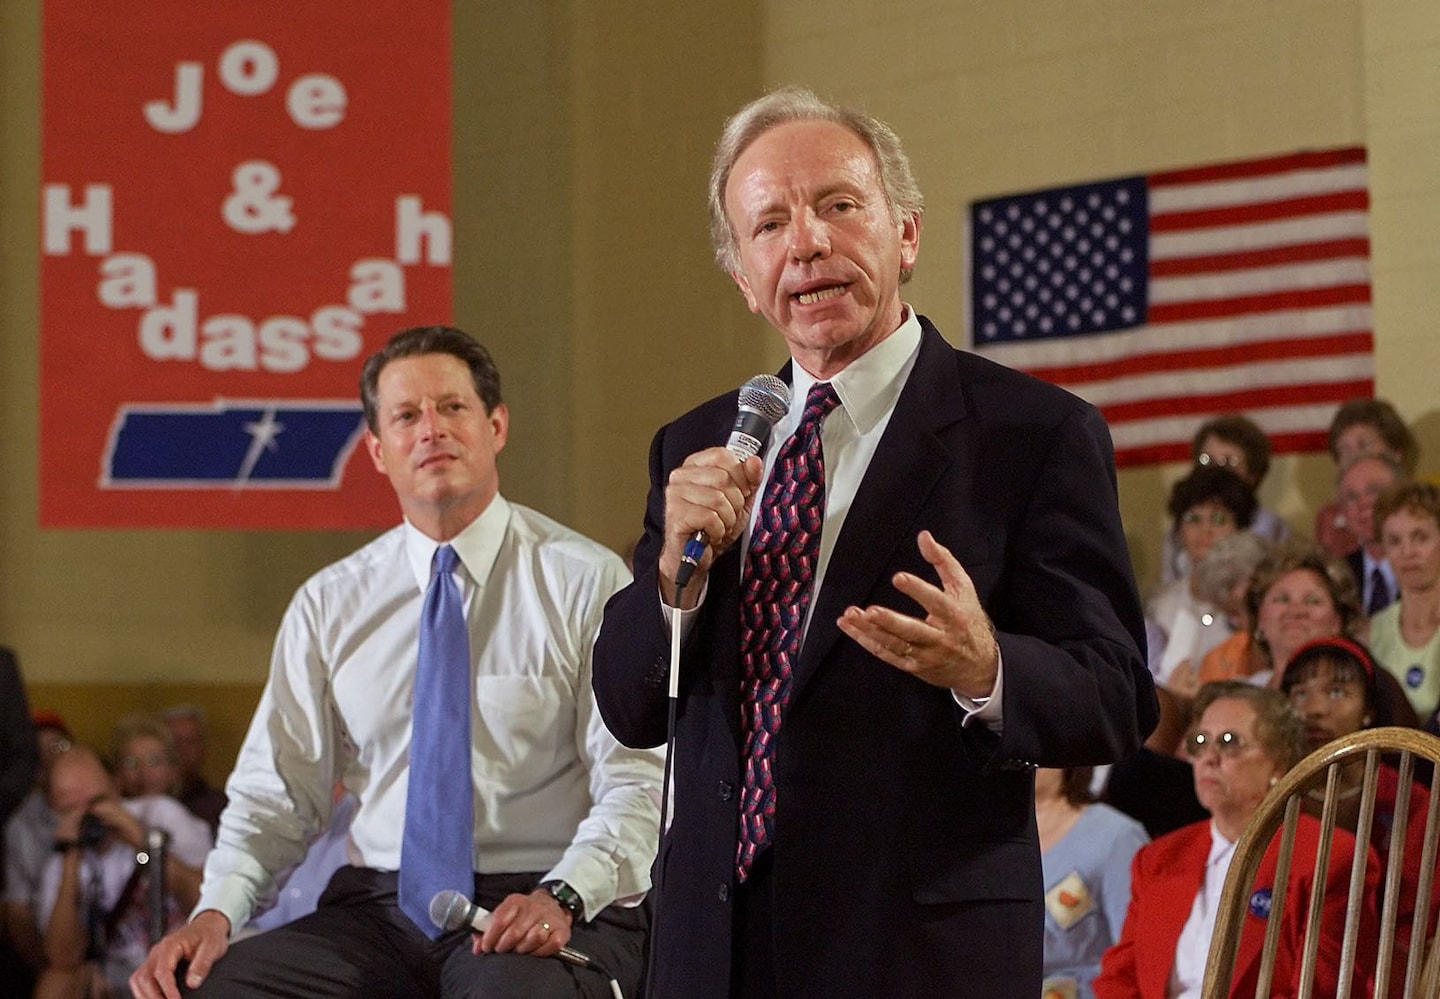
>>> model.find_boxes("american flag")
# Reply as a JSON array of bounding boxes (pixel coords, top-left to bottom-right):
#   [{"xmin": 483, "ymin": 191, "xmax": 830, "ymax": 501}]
[{"xmin": 966, "ymin": 148, "xmax": 1372, "ymax": 467}]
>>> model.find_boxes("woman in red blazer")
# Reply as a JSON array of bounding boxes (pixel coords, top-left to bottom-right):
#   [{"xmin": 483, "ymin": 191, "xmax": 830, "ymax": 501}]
[{"xmin": 1094, "ymin": 681, "xmax": 1379, "ymax": 998}]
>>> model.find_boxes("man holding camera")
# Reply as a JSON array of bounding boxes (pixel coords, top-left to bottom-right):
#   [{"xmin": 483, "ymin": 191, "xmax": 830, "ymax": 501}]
[{"xmin": 36, "ymin": 744, "xmax": 211, "ymax": 998}]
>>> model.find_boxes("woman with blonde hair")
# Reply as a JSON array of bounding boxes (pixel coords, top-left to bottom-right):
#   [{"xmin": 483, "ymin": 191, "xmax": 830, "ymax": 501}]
[{"xmin": 1192, "ymin": 541, "xmax": 1362, "ymax": 691}]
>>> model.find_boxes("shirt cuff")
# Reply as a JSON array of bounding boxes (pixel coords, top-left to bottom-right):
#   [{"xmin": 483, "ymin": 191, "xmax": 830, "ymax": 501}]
[
  {"xmin": 953, "ymin": 647, "xmax": 1004, "ymax": 733},
  {"xmin": 656, "ymin": 578, "xmax": 708, "ymax": 640}
]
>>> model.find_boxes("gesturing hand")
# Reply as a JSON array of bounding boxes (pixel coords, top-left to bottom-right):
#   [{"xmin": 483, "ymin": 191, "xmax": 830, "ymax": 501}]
[{"xmin": 838, "ymin": 530, "xmax": 999, "ymax": 697}]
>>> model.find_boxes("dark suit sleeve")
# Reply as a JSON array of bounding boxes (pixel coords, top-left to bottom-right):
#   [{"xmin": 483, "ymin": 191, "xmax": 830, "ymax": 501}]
[
  {"xmin": 0, "ymin": 648, "xmax": 37, "ymax": 827},
  {"xmin": 987, "ymin": 401, "xmax": 1157, "ymax": 768},
  {"xmin": 594, "ymin": 420, "xmax": 693, "ymax": 749}
]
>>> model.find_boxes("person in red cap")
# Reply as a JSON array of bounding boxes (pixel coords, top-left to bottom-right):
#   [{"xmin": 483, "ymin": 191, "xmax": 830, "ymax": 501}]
[{"xmin": 1280, "ymin": 635, "xmax": 1429, "ymax": 997}]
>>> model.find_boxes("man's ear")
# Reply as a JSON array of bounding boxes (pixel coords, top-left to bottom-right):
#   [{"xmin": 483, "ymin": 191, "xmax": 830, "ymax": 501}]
[
  {"xmin": 731, "ymin": 270, "xmax": 761, "ymax": 314},
  {"xmin": 365, "ymin": 429, "xmax": 386, "ymax": 474},
  {"xmin": 898, "ymin": 211, "xmax": 921, "ymax": 274}
]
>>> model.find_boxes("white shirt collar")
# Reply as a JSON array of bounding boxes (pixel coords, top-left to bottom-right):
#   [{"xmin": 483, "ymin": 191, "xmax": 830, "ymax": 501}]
[
  {"xmin": 401, "ymin": 494, "xmax": 511, "ymax": 592},
  {"xmin": 1207, "ymin": 820, "xmax": 1237, "ymax": 868},
  {"xmin": 787, "ymin": 305, "xmax": 922, "ymax": 434}
]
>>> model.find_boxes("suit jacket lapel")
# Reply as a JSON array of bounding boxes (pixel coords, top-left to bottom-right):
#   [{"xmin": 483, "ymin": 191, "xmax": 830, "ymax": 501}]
[{"xmin": 793, "ymin": 321, "xmax": 968, "ymax": 696}]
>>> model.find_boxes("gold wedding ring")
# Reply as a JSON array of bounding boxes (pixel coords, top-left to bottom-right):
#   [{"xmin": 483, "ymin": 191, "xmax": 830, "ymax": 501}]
[{"xmin": 539, "ymin": 921, "xmax": 552, "ymax": 933}]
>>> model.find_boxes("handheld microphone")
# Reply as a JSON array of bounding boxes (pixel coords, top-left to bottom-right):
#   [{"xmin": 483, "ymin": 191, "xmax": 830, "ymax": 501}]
[
  {"xmin": 428, "ymin": 889, "xmax": 597, "ymax": 971},
  {"xmin": 673, "ymin": 374, "xmax": 791, "ymax": 592}
]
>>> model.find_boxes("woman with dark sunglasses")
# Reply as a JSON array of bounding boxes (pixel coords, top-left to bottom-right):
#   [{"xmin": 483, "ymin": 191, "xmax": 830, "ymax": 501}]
[{"xmin": 1095, "ymin": 681, "xmax": 1379, "ymax": 999}]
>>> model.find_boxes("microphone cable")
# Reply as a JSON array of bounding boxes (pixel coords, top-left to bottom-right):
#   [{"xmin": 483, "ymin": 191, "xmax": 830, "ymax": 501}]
[{"xmin": 640, "ymin": 580, "xmax": 685, "ymax": 999}]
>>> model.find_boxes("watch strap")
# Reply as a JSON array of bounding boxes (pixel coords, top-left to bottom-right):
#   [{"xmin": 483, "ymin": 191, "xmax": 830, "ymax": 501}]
[{"xmin": 539, "ymin": 879, "xmax": 584, "ymax": 921}]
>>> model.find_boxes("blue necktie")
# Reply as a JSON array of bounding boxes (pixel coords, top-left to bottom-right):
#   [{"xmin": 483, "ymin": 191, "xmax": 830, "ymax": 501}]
[{"xmin": 398, "ymin": 544, "xmax": 475, "ymax": 936}]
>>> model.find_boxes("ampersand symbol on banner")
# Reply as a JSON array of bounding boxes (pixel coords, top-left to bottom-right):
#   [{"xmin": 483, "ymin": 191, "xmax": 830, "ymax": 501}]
[{"xmin": 223, "ymin": 160, "xmax": 296, "ymax": 234}]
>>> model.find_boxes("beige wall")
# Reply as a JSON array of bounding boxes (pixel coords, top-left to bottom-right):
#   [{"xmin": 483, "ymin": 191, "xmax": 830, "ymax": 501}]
[{"xmin": 5, "ymin": 2, "xmax": 1440, "ymax": 764}]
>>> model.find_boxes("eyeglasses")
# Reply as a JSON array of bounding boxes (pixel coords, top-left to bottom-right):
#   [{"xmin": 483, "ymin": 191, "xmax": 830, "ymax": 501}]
[
  {"xmin": 1181, "ymin": 509, "xmax": 1236, "ymax": 528},
  {"xmin": 120, "ymin": 755, "xmax": 169, "ymax": 770},
  {"xmin": 1184, "ymin": 729, "xmax": 1251, "ymax": 759},
  {"xmin": 1197, "ymin": 452, "xmax": 1243, "ymax": 469}
]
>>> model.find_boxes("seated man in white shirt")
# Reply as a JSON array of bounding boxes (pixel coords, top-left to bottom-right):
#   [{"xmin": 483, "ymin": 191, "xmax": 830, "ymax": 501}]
[{"xmin": 130, "ymin": 326, "xmax": 664, "ymax": 999}]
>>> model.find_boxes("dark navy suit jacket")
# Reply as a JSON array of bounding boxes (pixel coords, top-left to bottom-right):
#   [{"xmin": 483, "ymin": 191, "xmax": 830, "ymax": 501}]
[{"xmin": 593, "ymin": 318, "xmax": 1156, "ymax": 999}]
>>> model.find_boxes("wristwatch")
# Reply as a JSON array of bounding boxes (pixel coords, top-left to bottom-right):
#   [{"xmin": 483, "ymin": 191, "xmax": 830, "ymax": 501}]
[{"xmin": 539, "ymin": 880, "xmax": 585, "ymax": 921}]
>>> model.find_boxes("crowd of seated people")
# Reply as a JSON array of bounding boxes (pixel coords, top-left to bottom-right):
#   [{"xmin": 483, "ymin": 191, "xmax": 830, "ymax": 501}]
[
  {"xmin": 0, "ymin": 700, "xmax": 349, "ymax": 999},
  {"xmin": 1095, "ymin": 681, "xmax": 1379, "ymax": 999},
  {"xmin": 1088, "ymin": 397, "xmax": 1440, "ymax": 999},
  {"xmin": 4, "ymin": 397, "xmax": 1439, "ymax": 999}
]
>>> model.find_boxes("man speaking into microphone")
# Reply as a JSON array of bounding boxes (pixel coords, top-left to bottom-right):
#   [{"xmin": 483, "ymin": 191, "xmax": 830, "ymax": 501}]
[{"xmin": 592, "ymin": 88, "xmax": 1157, "ymax": 998}]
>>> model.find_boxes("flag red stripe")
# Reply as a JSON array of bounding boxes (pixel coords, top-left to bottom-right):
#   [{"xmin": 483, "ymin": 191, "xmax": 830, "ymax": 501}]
[
  {"xmin": 1113, "ymin": 441, "xmax": 1196, "ymax": 467},
  {"xmin": 1099, "ymin": 379, "xmax": 1374, "ymax": 424},
  {"xmin": 1151, "ymin": 238, "xmax": 1370, "ymax": 277},
  {"xmin": 1148, "ymin": 284, "xmax": 1371, "ymax": 324},
  {"xmin": 1027, "ymin": 332, "xmax": 1373, "ymax": 384},
  {"xmin": 1268, "ymin": 430, "xmax": 1336, "ymax": 455},
  {"xmin": 1150, "ymin": 148, "xmax": 1366, "ymax": 188},
  {"xmin": 1151, "ymin": 191, "xmax": 1368, "ymax": 233}
]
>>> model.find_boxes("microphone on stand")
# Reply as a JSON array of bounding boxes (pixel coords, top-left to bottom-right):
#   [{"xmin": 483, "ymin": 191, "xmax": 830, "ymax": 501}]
[{"xmin": 673, "ymin": 373, "xmax": 791, "ymax": 591}]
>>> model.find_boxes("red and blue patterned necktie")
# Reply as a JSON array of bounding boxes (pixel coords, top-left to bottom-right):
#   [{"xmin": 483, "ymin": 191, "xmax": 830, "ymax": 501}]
[{"xmin": 735, "ymin": 381, "xmax": 841, "ymax": 881}]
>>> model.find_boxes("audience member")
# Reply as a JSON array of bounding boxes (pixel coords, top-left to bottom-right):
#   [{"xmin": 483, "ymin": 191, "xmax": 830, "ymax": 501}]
[
  {"xmin": 1102, "ymin": 688, "xmax": 1208, "ymax": 840},
  {"xmin": 35, "ymin": 743, "xmax": 210, "ymax": 999},
  {"xmin": 1146, "ymin": 468, "xmax": 1256, "ymax": 686},
  {"xmin": 2, "ymin": 708, "xmax": 66, "ymax": 999},
  {"xmin": 160, "ymin": 706, "xmax": 228, "ymax": 834},
  {"xmin": 131, "ymin": 325, "xmax": 663, "ymax": 999},
  {"xmin": 1280, "ymin": 637, "xmax": 1425, "ymax": 996},
  {"xmin": 1162, "ymin": 533, "xmax": 1272, "ymax": 700},
  {"xmin": 1093, "ymin": 682, "xmax": 1379, "ymax": 998},
  {"xmin": 1195, "ymin": 540, "xmax": 1361, "ymax": 690},
  {"xmin": 1159, "ymin": 415, "xmax": 1290, "ymax": 585},
  {"xmin": 1315, "ymin": 398, "xmax": 1419, "ymax": 559},
  {"xmin": 0, "ymin": 648, "xmax": 37, "ymax": 836},
  {"xmin": 1036, "ymin": 767, "xmax": 1148, "ymax": 999},
  {"xmin": 1338, "ymin": 452, "xmax": 1409, "ymax": 617},
  {"xmin": 0, "ymin": 647, "xmax": 38, "ymax": 996},
  {"xmin": 1368, "ymin": 480, "xmax": 1440, "ymax": 722},
  {"xmin": 108, "ymin": 714, "xmax": 180, "ymax": 801}
]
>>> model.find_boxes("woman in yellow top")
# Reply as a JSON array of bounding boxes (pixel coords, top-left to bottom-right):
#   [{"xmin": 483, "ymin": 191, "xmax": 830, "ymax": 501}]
[{"xmin": 1368, "ymin": 481, "xmax": 1440, "ymax": 724}]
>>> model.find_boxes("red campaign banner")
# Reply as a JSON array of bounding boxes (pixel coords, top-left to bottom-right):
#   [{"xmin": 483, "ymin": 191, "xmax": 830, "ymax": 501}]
[{"xmin": 41, "ymin": 1, "xmax": 451, "ymax": 528}]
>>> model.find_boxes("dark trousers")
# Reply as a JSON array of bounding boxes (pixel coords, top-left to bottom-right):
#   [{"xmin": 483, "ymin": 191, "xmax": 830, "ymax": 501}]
[
  {"xmin": 187, "ymin": 868, "xmax": 647, "ymax": 999},
  {"xmin": 730, "ymin": 851, "xmax": 778, "ymax": 999}
]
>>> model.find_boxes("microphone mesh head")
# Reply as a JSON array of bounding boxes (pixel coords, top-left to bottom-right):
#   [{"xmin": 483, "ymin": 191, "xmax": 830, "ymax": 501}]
[
  {"xmin": 738, "ymin": 374, "xmax": 791, "ymax": 425},
  {"xmin": 428, "ymin": 889, "xmax": 469, "ymax": 931}
]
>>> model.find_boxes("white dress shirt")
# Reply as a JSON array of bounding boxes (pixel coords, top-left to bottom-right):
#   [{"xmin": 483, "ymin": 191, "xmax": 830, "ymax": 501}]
[{"xmin": 196, "ymin": 496, "xmax": 665, "ymax": 932}]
